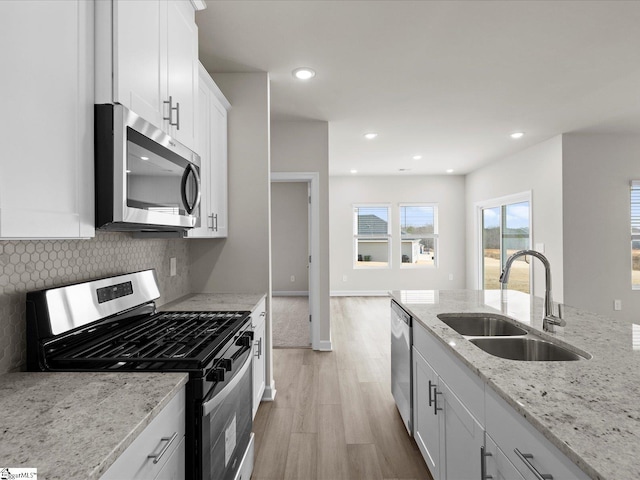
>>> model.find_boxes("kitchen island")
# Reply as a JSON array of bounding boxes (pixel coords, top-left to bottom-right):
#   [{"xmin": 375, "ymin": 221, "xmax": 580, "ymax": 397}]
[
  {"xmin": 391, "ymin": 289, "xmax": 640, "ymax": 480},
  {"xmin": 0, "ymin": 371, "xmax": 187, "ymax": 479}
]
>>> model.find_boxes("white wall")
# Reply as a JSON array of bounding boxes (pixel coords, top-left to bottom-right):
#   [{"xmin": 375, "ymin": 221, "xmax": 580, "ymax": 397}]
[
  {"xmin": 270, "ymin": 120, "xmax": 331, "ymax": 348},
  {"xmin": 330, "ymin": 175, "xmax": 466, "ymax": 293},
  {"xmin": 562, "ymin": 133, "xmax": 640, "ymax": 321},
  {"xmin": 465, "ymin": 136, "xmax": 564, "ymax": 302},
  {"xmin": 271, "ymin": 182, "xmax": 309, "ymax": 293}
]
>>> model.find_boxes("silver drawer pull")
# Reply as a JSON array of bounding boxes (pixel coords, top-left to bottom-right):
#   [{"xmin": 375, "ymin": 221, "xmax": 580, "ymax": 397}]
[
  {"xmin": 514, "ymin": 448, "xmax": 553, "ymax": 480},
  {"xmin": 148, "ymin": 432, "xmax": 178, "ymax": 464}
]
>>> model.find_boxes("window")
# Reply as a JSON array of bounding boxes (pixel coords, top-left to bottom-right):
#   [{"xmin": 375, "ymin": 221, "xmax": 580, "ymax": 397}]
[
  {"xmin": 479, "ymin": 195, "xmax": 530, "ymax": 293},
  {"xmin": 399, "ymin": 204, "xmax": 438, "ymax": 267},
  {"xmin": 354, "ymin": 205, "xmax": 390, "ymax": 268},
  {"xmin": 631, "ymin": 181, "xmax": 640, "ymax": 288}
]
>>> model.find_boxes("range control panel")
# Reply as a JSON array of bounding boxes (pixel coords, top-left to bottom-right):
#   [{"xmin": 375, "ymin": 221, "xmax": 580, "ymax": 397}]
[{"xmin": 96, "ymin": 281, "xmax": 134, "ymax": 304}]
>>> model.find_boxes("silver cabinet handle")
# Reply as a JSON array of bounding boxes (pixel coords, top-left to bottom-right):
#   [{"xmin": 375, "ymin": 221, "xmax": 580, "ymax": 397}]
[
  {"xmin": 163, "ymin": 96, "xmax": 179, "ymax": 128},
  {"xmin": 254, "ymin": 338, "xmax": 262, "ymax": 359},
  {"xmin": 260, "ymin": 311, "xmax": 265, "ymax": 317},
  {"xmin": 163, "ymin": 96, "xmax": 173, "ymax": 123},
  {"xmin": 175, "ymin": 102, "xmax": 180, "ymax": 130},
  {"xmin": 428, "ymin": 380, "xmax": 434, "ymax": 407},
  {"xmin": 480, "ymin": 446, "xmax": 493, "ymax": 480},
  {"xmin": 213, "ymin": 213, "xmax": 218, "ymax": 232},
  {"xmin": 433, "ymin": 387, "xmax": 443, "ymax": 415},
  {"xmin": 514, "ymin": 448, "xmax": 553, "ymax": 480},
  {"xmin": 147, "ymin": 431, "xmax": 178, "ymax": 464},
  {"xmin": 208, "ymin": 214, "xmax": 214, "ymax": 230}
]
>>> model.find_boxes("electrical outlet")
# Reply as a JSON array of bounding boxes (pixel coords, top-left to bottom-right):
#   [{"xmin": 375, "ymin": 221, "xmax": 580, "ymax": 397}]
[
  {"xmin": 170, "ymin": 257, "xmax": 176, "ymax": 277},
  {"xmin": 449, "ymin": 273, "xmax": 453, "ymax": 281},
  {"xmin": 290, "ymin": 275, "xmax": 295, "ymax": 282},
  {"xmin": 614, "ymin": 299, "xmax": 622, "ymax": 311}
]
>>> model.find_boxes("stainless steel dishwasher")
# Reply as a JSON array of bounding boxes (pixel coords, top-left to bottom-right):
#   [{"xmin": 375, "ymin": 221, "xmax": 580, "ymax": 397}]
[{"xmin": 391, "ymin": 299, "xmax": 412, "ymax": 434}]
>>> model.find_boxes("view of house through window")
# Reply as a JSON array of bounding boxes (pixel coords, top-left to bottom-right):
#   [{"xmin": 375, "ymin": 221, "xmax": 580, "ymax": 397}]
[
  {"xmin": 354, "ymin": 205, "xmax": 390, "ymax": 267},
  {"xmin": 482, "ymin": 200, "xmax": 530, "ymax": 293},
  {"xmin": 400, "ymin": 205, "xmax": 438, "ymax": 267},
  {"xmin": 630, "ymin": 181, "xmax": 640, "ymax": 288}
]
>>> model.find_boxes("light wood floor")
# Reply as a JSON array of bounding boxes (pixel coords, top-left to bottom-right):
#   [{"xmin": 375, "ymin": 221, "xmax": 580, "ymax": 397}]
[{"xmin": 252, "ymin": 297, "xmax": 432, "ymax": 480}]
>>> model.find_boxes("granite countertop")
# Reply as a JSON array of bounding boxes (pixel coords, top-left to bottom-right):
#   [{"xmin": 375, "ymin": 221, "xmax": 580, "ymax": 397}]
[
  {"xmin": 0, "ymin": 372, "xmax": 188, "ymax": 480},
  {"xmin": 390, "ymin": 289, "xmax": 640, "ymax": 480},
  {"xmin": 160, "ymin": 292, "xmax": 266, "ymax": 312}
]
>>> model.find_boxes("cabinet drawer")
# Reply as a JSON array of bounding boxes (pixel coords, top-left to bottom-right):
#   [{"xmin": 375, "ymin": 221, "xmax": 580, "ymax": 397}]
[
  {"xmin": 485, "ymin": 387, "xmax": 589, "ymax": 480},
  {"xmin": 101, "ymin": 388, "xmax": 186, "ymax": 480},
  {"xmin": 413, "ymin": 323, "xmax": 484, "ymax": 423}
]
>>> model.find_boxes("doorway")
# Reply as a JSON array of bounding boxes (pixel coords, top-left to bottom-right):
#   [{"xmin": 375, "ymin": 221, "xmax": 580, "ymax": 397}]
[{"xmin": 270, "ymin": 172, "xmax": 320, "ymax": 349}]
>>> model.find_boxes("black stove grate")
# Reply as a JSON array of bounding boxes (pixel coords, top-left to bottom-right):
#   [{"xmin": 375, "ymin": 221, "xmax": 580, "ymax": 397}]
[{"xmin": 51, "ymin": 311, "xmax": 249, "ymax": 368}]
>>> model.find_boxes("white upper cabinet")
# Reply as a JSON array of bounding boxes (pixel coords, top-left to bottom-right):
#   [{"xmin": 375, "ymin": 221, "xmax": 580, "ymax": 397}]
[
  {"xmin": 96, "ymin": 0, "xmax": 199, "ymax": 151},
  {"xmin": 187, "ymin": 65, "xmax": 230, "ymax": 238},
  {"xmin": 0, "ymin": 0, "xmax": 95, "ymax": 239}
]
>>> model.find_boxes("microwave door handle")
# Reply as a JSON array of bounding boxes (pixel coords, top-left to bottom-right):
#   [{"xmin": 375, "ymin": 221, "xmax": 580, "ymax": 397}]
[{"xmin": 180, "ymin": 164, "xmax": 201, "ymax": 215}]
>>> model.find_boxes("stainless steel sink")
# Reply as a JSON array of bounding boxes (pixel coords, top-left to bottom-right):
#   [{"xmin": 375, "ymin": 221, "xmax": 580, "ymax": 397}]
[
  {"xmin": 437, "ymin": 313, "xmax": 528, "ymax": 337},
  {"xmin": 469, "ymin": 337, "xmax": 588, "ymax": 361}
]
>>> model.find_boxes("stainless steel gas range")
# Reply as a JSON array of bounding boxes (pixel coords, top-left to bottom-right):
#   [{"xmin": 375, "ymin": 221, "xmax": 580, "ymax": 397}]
[{"xmin": 26, "ymin": 269, "xmax": 254, "ymax": 480}]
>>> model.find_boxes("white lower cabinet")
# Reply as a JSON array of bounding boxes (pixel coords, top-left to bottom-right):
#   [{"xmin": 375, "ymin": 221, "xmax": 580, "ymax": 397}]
[
  {"xmin": 412, "ymin": 321, "xmax": 590, "ymax": 480},
  {"xmin": 413, "ymin": 346, "xmax": 483, "ymax": 480},
  {"xmin": 484, "ymin": 433, "xmax": 526, "ymax": 480},
  {"xmin": 101, "ymin": 388, "xmax": 186, "ymax": 480},
  {"xmin": 251, "ymin": 297, "xmax": 267, "ymax": 418}
]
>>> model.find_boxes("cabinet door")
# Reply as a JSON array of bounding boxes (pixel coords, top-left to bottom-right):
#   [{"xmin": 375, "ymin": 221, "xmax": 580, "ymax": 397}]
[
  {"xmin": 208, "ymin": 94, "xmax": 229, "ymax": 237},
  {"xmin": 154, "ymin": 436, "xmax": 185, "ymax": 480},
  {"xmin": 413, "ymin": 347, "xmax": 443, "ymax": 480},
  {"xmin": 0, "ymin": 0, "xmax": 94, "ymax": 239},
  {"xmin": 441, "ymin": 380, "xmax": 484, "ymax": 480},
  {"xmin": 485, "ymin": 434, "xmax": 526, "ymax": 480},
  {"xmin": 251, "ymin": 298, "xmax": 267, "ymax": 418},
  {"xmin": 166, "ymin": 0, "xmax": 198, "ymax": 151},
  {"xmin": 112, "ymin": 0, "xmax": 165, "ymax": 128}
]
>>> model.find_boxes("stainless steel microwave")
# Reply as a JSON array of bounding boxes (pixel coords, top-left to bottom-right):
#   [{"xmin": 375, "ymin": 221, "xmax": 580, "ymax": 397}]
[{"xmin": 95, "ymin": 104, "xmax": 201, "ymax": 233}]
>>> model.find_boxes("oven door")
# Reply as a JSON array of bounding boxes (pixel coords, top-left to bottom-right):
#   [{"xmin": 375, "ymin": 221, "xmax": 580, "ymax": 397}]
[{"xmin": 201, "ymin": 348, "xmax": 253, "ymax": 480}]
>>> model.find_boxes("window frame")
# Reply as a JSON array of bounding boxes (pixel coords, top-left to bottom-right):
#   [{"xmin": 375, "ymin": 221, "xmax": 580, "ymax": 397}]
[
  {"xmin": 398, "ymin": 203, "xmax": 439, "ymax": 269},
  {"xmin": 475, "ymin": 191, "xmax": 532, "ymax": 291},
  {"xmin": 353, "ymin": 203, "xmax": 392, "ymax": 269}
]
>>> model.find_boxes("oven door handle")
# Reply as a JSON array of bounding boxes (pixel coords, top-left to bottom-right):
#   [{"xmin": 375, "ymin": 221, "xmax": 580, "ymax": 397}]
[{"xmin": 202, "ymin": 353, "xmax": 252, "ymax": 417}]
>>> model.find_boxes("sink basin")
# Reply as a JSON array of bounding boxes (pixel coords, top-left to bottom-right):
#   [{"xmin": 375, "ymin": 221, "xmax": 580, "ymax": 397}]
[
  {"xmin": 469, "ymin": 337, "xmax": 588, "ymax": 361},
  {"xmin": 437, "ymin": 313, "xmax": 528, "ymax": 337}
]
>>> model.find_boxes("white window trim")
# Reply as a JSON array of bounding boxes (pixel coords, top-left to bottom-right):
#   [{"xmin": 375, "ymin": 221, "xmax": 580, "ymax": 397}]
[
  {"xmin": 353, "ymin": 203, "xmax": 392, "ymax": 269},
  {"xmin": 399, "ymin": 203, "xmax": 439, "ymax": 269},
  {"xmin": 474, "ymin": 191, "xmax": 532, "ymax": 290}
]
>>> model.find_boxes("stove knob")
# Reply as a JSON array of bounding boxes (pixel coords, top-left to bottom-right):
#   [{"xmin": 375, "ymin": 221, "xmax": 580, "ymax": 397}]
[
  {"xmin": 236, "ymin": 334, "xmax": 251, "ymax": 347},
  {"xmin": 219, "ymin": 358, "xmax": 232, "ymax": 371},
  {"xmin": 206, "ymin": 367, "xmax": 225, "ymax": 382}
]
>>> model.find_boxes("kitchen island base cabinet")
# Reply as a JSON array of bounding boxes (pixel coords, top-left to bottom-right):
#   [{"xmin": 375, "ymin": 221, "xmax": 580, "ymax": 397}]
[
  {"xmin": 413, "ymin": 346, "xmax": 484, "ymax": 480},
  {"xmin": 100, "ymin": 388, "xmax": 186, "ymax": 480},
  {"xmin": 484, "ymin": 434, "xmax": 526, "ymax": 480}
]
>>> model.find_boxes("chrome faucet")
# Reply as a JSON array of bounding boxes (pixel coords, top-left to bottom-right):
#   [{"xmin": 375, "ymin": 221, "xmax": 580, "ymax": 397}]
[{"xmin": 499, "ymin": 250, "xmax": 565, "ymax": 332}]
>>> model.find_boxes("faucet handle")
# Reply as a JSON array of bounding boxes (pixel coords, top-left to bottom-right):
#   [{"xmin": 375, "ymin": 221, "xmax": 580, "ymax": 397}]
[{"xmin": 557, "ymin": 303, "xmax": 564, "ymax": 319}]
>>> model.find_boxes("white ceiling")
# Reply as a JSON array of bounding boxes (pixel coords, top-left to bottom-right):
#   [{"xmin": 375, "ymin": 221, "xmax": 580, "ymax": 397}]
[{"xmin": 196, "ymin": 1, "xmax": 640, "ymax": 176}]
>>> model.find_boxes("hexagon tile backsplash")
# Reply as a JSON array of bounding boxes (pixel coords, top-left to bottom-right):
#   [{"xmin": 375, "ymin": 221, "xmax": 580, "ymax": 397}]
[{"xmin": 0, "ymin": 231, "xmax": 191, "ymax": 374}]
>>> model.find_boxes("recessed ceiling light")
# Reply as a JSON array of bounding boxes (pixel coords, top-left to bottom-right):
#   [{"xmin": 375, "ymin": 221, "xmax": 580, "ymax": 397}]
[
  {"xmin": 412, "ymin": 155, "xmax": 422, "ymax": 160},
  {"xmin": 364, "ymin": 133, "xmax": 378, "ymax": 140},
  {"xmin": 510, "ymin": 132, "xmax": 524, "ymax": 139},
  {"xmin": 446, "ymin": 169, "xmax": 454, "ymax": 174},
  {"xmin": 292, "ymin": 67, "xmax": 316, "ymax": 80},
  {"xmin": 140, "ymin": 156, "xmax": 149, "ymax": 161},
  {"xmin": 350, "ymin": 169, "xmax": 358, "ymax": 174}
]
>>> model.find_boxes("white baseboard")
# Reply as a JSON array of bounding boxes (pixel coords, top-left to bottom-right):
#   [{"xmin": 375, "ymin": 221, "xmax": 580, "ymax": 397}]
[
  {"xmin": 262, "ymin": 382, "xmax": 277, "ymax": 402},
  {"xmin": 272, "ymin": 291, "xmax": 309, "ymax": 297},
  {"xmin": 330, "ymin": 290, "xmax": 390, "ymax": 297},
  {"xmin": 316, "ymin": 340, "xmax": 333, "ymax": 351}
]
